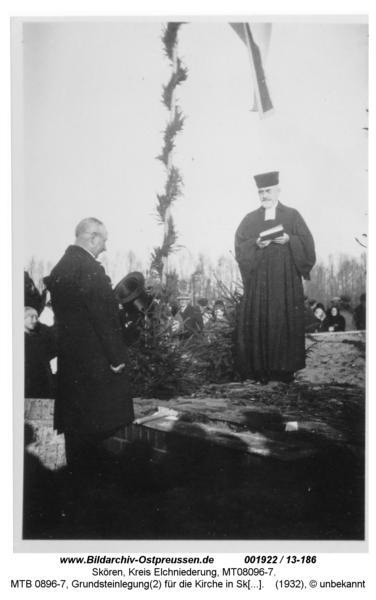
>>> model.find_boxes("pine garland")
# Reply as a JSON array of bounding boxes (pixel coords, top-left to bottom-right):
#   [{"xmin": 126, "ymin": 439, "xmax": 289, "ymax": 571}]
[
  {"xmin": 150, "ymin": 247, "xmax": 164, "ymax": 276},
  {"xmin": 156, "ymin": 166, "xmax": 184, "ymax": 222},
  {"xmin": 151, "ymin": 22, "xmax": 188, "ymax": 280},
  {"xmin": 164, "ymin": 216, "xmax": 179, "ymax": 251},
  {"xmin": 165, "ymin": 165, "xmax": 184, "ymax": 204},
  {"xmin": 150, "ymin": 217, "xmax": 179, "ymax": 278},
  {"xmin": 162, "ymin": 59, "xmax": 188, "ymax": 110},
  {"xmin": 162, "ymin": 22, "xmax": 185, "ymax": 61},
  {"xmin": 156, "ymin": 108, "xmax": 186, "ymax": 166}
]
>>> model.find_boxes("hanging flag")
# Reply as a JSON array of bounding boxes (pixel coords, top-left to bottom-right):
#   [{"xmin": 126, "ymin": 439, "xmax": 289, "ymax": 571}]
[{"xmin": 230, "ymin": 22, "xmax": 274, "ymax": 119}]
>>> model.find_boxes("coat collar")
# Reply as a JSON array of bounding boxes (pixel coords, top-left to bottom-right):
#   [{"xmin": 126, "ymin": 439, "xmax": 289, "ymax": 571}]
[{"xmin": 66, "ymin": 244, "xmax": 97, "ymax": 261}]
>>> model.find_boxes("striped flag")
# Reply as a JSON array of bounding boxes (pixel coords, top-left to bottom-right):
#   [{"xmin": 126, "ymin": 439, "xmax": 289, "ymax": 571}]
[{"xmin": 230, "ymin": 23, "xmax": 274, "ymax": 119}]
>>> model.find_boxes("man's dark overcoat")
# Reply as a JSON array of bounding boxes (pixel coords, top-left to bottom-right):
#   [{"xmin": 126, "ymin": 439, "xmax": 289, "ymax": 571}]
[
  {"xmin": 181, "ymin": 304, "xmax": 204, "ymax": 337},
  {"xmin": 235, "ymin": 202, "xmax": 316, "ymax": 377},
  {"xmin": 47, "ymin": 245, "xmax": 134, "ymax": 435}
]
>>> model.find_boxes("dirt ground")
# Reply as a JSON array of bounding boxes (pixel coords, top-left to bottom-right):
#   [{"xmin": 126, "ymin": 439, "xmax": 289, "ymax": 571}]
[
  {"xmin": 23, "ymin": 332, "xmax": 365, "ymax": 541},
  {"xmin": 300, "ymin": 332, "xmax": 365, "ymax": 387}
]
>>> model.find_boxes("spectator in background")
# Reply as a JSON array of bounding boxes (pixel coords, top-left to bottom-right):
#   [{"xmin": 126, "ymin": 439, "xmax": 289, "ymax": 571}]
[
  {"xmin": 224, "ymin": 299, "xmax": 236, "ymax": 320},
  {"xmin": 353, "ymin": 293, "xmax": 366, "ymax": 330},
  {"xmin": 339, "ymin": 295, "xmax": 354, "ymax": 331},
  {"xmin": 326, "ymin": 306, "xmax": 346, "ymax": 332},
  {"xmin": 204, "ymin": 299, "xmax": 231, "ymax": 341},
  {"xmin": 213, "ymin": 299, "xmax": 229, "ymax": 323},
  {"xmin": 304, "ymin": 296, "xmax": 318, "ymax": 333},
  {"xmin": 24, "ymin": 306, "xmax": 57, "ymax": 398},
  {"xmin": 197, "ymin": 297, "xmax": 214, "ymax": 325},
  {"xmin": 309, "ymin": 299, "xmax": 318, "ymax": 312},
  {"xmin": 313, "ymin": 303, "xmax": 329, "ymax": 332},
  {"xmin": 328, "ymin": 296, "xmax": 341, "ymax": 313},
  {"xmin": 24, "ymin": 271, "xmax": 46, "ymax": 315},
  {"xmin": 177, "ymin": 295, "xmax": 203, "ymax": 337},
  {"xmin": 169, "ymin": 300, "xmax": 184, "ymax": 338}
]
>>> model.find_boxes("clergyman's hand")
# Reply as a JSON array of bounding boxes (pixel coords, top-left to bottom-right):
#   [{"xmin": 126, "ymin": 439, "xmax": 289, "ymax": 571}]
[
  {"xmin": 110, "ymin": 363, "xmax": 125, "ymax": 374},
  {"xmin": 256, "ymin": 238, "xmax": 272, "ymax": 249},
  {"xmin": 273, "ymin": 233, "xmax": 290, "ymax": 245}
]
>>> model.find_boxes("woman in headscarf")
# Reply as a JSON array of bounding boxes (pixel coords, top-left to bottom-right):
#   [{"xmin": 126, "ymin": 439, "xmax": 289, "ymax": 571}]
[{"xmin": 326, "ymin": 305, "xmax": 346, "ymax": 332}]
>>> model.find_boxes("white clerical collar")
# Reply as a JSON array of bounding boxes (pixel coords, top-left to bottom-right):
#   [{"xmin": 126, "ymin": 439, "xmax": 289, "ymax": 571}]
[{"xmin": 264, "ymin": 201, "xmax": 279, "ymax": 220}]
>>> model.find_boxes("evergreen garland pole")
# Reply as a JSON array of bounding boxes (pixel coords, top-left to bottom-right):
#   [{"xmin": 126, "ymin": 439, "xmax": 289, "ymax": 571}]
[{"xmin": 150, "ymin": 22, "xmax": 187, "ymax": 286}]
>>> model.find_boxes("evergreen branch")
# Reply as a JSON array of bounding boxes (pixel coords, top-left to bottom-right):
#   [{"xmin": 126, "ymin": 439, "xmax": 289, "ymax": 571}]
[
  {"xmin": 155, "ymin": 168, "xmax": 184, "ymax": 222},
  {"xmin": 156, "ymin": 193, "xmax": 170, "ymax": 222},
  {"xmin": 165, "ymin": 165, "xmax": 184, "ymax": 201},
  {"xmin": 168, "ymin": 107, "xmax": 186, "ymax": 135},
  {"xmin": 162, "ymin": 22, "xmax": 185, "ymax": 61},
  {"xmin": 156, "ymin": 108, "xmax": 186, "ymax": 165},
  {"xmin": 162, "ymin": 61, "xmax": 188, "ymax": 110},
  {"xmin": 156, "ymin": 143, "xmax": 173, "ymax": 166},
  {"xmin": 150, "ymin": 218, "xmax": 179, "ymax": 276},
  {"xmin": 156, "ymin": 218, "xmax": 179, "ymax": 257},
  {"xmin": 150, "ymin": 247, "xmax": 164, "ymax": 278},
  {"xmin": 162, "ymin": 216, "xmax": 179, "ymax": 253}
]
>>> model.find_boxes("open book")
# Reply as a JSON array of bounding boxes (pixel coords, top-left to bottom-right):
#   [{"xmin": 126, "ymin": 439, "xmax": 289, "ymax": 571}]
[{"xmin": 259, "ymin": 224, "xmax": 284, "ymax": 241}]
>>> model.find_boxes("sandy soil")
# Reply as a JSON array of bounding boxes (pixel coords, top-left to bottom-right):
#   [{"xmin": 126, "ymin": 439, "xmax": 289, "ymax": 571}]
[{"xmin": 299, "ymin": 331, "xmax": 365, "ymax": 387}]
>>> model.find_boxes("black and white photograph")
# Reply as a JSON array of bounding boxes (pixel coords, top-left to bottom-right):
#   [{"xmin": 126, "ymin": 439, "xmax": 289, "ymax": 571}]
[{"xmin": 12, "ymin": 12, "xmax": 369, "ymax": 555}]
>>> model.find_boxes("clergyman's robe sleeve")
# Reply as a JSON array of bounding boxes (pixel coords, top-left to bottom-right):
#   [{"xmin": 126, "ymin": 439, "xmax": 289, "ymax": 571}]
[
  {"xmin": 235, "ymin": 215, "xmax": 259, "ymax": 284},
  {"xmin": 289, "ymin": 211, "xmax": 316, "ymax": 280}
]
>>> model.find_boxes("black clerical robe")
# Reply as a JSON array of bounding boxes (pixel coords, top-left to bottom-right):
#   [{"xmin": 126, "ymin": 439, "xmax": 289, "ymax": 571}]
[{"xmin": 235, "ymin": 202, "xmax": 316, "ymax": 377}]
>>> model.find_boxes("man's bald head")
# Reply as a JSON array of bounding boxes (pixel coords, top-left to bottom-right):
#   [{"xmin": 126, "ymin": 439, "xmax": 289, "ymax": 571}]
[
  {"xmin": 75, "ymin": 217, "xmax": 108, "ymax": 258},
  {"xmin": 75, "ymin": 217, "xmax": 104, "ymax": 238}
]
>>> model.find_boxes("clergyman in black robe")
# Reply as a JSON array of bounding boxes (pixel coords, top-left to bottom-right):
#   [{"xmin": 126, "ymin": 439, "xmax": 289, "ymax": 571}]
[{"xmin": 235, "ymin": 171, "xmax": 316, "ymax": 384}]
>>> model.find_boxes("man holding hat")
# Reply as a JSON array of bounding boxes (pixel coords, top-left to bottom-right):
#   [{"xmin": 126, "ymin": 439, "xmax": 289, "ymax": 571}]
[{"xmin": 235, "ymin": 172, "xmax": 316, "ymax": 384}]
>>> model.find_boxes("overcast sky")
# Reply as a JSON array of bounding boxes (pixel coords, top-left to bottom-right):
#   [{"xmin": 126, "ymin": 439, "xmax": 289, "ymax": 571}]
[{"xmin": 21, "ymin": 16, "xmax": 368, "ymax": 282}]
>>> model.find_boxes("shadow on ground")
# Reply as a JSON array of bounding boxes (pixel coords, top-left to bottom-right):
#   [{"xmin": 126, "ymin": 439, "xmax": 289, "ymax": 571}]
[{"xmin": 23, "ymin": 417, "xmax": 364, "ymax": 541}]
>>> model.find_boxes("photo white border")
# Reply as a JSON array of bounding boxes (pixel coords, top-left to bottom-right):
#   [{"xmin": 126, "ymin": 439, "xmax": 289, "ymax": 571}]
[{"xmin": 5, "ymin": 0, "xmax": 374, "ymax": 568}]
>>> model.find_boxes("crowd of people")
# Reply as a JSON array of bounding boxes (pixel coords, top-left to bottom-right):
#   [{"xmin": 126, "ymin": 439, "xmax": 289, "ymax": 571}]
[
  {"xmin": 111, "ymin": 270, "xmax": 234, "ymax": 343},
  {"xmin": 304, "ymin": 294, "xmax": 366, "ymax": 334},
  {"xmin": 168, "ymin": 296, "xmax": 233, "ymax": 340}
]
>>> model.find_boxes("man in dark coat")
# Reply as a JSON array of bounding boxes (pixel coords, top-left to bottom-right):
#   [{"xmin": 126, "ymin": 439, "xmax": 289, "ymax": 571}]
[
  {"xmin": 46, "ymin": 217, "xmax": 134, "ymax": 472},
  {"xmin": 177, "ymin": 295, "xmax": 204, "ymax": 338},
  {"xmin": 353, "ymin": 293, "xmax": 366, "ymax": 330},
  {"xmin": 235, "ymin": 172, "xmax": 316, "ymax": 384},
  {"xmin": 304, "ymin": 296, "xmax": 319, "ymax": 333}
]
